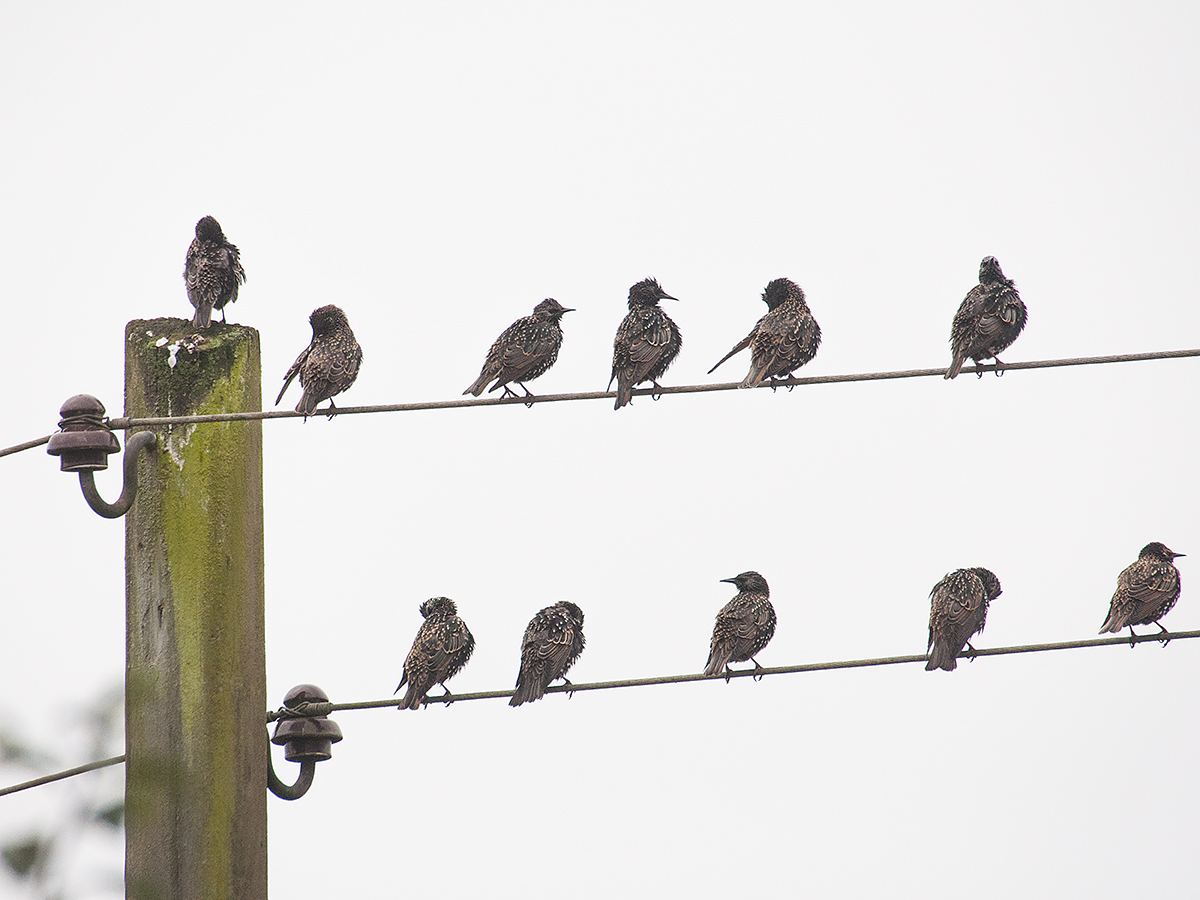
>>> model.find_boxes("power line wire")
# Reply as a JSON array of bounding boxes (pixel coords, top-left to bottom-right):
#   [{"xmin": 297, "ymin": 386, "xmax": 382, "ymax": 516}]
[
  {"xmin": 267, "ymin": 628, "xmax": 1200, "ymax": 720},
  {"xmin": 7, "ymin": 629, "xmax": 1196, "ymax": 797},
  {"xmin": 2, "ymin": 348, "xmax": 1195, "ymax": 457},
  {"xmin": 0, "ymin": 755, "xmax": 125, "ymax": 798},
  {"xmin": 0, "ymin": 434, "xmax": 52, "ymax": 460},
  {"xmin": 104, "ymin": 347, "xmax": 1199, "ymax": 429}
]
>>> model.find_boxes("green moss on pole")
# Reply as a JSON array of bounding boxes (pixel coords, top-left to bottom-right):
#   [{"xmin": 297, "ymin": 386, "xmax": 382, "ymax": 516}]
[{"xmin": 124, "ymin": 318, "xmax": 266, "ymax": 900}]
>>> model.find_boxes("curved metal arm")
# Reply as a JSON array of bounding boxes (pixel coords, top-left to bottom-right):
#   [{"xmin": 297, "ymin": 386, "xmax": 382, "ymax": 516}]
[
  {"xmin": 77, "ymin": 431, "xmax": 158, "ymax": 519},
  {"xmin": 267, "ymin": 742, "xmax": 317, "ymax": 801}
]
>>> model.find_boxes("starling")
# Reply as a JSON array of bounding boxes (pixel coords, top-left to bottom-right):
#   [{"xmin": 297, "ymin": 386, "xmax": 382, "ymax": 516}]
[
  {"xmin": 510, "ymin": 601, "xmax": 586, "ymax": 707},
  {"xmin": 183, "ymin": 216, "xmax": 246, "ymax": 329},
  {"xmin": 609, "ymin": 278, "xmax": 682, "ymax": 410},
  {"xmin": 394, "ymin": 597, "xmax": 476, "ymax": 710},
  {"xmin": 463, "ymin": 298, "xmax": 574, "ymax": 401},
  {"xmin": 704, "ymin": 571, "xmax": 777, "ymax": 682},
  {"xmin": 946, "ymin": 256, "xmax": 1028, "ymax": 379},
  {"xmin": 925, "ymin": 567, "xmax": 1002, "ymax": 671},
  {"xmin": 708, "ymin": 277, "xmax": 821, "ymax": 389},
  {"xmin": 275, "ymin": 305, "xmax": 363, "ymax": 418},
  {"xmin": 1099, "ymin": 542, "xmax": 1185, "ymax": 646}
]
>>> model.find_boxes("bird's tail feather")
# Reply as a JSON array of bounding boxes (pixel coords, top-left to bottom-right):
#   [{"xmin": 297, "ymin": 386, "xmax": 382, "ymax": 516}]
[
  {"xmin": 463, "ymin": 374, "xmax": 490, "ymax": 397},
  {"xmin": 510, "ymin": 678, "xmax": 537, "ymax": 707},
  {"xmin": 615, "ymin": 375, "xmax": 633, "ymax": 410},
  {"xmin": 740, "ymin": 362, "xmax": 767, "ymax": 390},
  {"xmin": 704, "ymin": 647, "xmax": 729, "ymax": 678},
  {"xmin": 192, "ymin": 303, "xmax": 213, "ymax": 330},
  {"xmin": 925, "ymin": 641, "xmax": 957, "ymax": 671},
  {"xmin": 400, "ymin": 683, "xmax": 423, "ymax": 710},
  {"xmin": 295, "ymin": 392, "xmax": 318, "ymax": 417},
  {"xmin": 946, "ymin": 355, "xmax": 965, "ymax": 380}
]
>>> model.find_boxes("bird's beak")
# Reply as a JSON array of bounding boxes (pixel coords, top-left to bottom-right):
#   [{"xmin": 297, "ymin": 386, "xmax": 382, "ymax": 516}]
[
  {"xmin": 561, "ymin": 307, "xmax": 576, "ymax": 313},
  {"xmin": 663, "ymin": 294, "xmax": 679, "ymax": 302},
  {"xmin": 719, "ymin": 577, "xmax": 737, "ymax": 584},
  {"xmin": 1173, "ymin": 552, "xmax": 1186, "ymax": 558}
]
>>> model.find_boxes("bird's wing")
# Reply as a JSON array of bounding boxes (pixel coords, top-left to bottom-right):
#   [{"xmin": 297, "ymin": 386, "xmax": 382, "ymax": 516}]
[
  {"xmin": 626, "ymin": 314, "xmax": 676, "ymax": 382},
  {"xmin": 496, "ymin": 324, "xmax": 555, "ymax": 382},
  {"xmin": 419, "ymin": 619, "xmax": 475, "ymax": 675},
  {"xmin": 274, "ymin": 347, "xmax": 309, "ymax": 406},
  {"xmin": 930, "ymin": 572, "xmax": 985, "ymax": 629},
  {"xmin": 716, "ymin": 597, "xmax": 766, "ymax": 642},
  {"xmin": 1122, "ymin": 560, "xmax": 1176, "ymax": 605},
  {"xmin": 708, "ymin": 327, "xmax": 755, "ymax": 375}
]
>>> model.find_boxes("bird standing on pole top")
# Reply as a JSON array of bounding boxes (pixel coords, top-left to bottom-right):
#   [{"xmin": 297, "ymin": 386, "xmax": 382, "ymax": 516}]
[
  {"xmin": 708, "ymin": 277, "xmax": 821, "ymax": 389},
  {"xmin": 946, "ymin": 256, "xmax": 1027, "ymax": 379},
  {"xmin": 183, "ymin": 216, "xmax": 246, "ymax": 329},
  {"xmin": 1099, "ymin": 542, "xmax": 1185, "ymax": 646},
  {"xmin": 510, "ymin": 601, "xmax": 586, "ymax": 707},
  {"xmin": 925, "ymin": 567, "xmax": 1002, "ymax": 671},
  {"xmin": 704, "ymin": 571, "xmax": 776, "ymax": 682},
  {"xmin": 395, "ymin": 598, "xmax": 476, "ymax": 710},
  {"xmin": 609, "ymin": 278, "xmax": 682, "ymax": 409},
  {"xmin": 275, "ymin": 305, "xmax": 363, "ymax": 419},
  {"xmin": 463, "ymin": 298, "xmax": 574, "ymax": 403}
]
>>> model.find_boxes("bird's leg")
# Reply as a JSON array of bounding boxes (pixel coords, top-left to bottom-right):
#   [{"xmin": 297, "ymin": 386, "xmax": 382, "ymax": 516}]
[
  {"xmin": 964, "ymin": 641, "xmax": 978, "ymax": 662},
  {"xmin": 437, "ymin": 684, "xmax": 456, "ymax": 706},
  {"xmin": 1155, "ymin": 623, "xmax": 1172, "ymax": 648},
  {"xmin": 651, "ymin": 380, "xmax": 664, "ymax": 401},
  {"xmin": 991, "ymin": 356, "xmax": 1006, "ymax": 377},
  {"xmin": 1127, "ymin": 626, "xmax": 1138, "ymax": 648},
  {"xmin": 517, "ymin": 384, "xmax": 536, "ymax": 409},
  {"xmin": 560, "ymin": 677, "xmax": 575, "ymax": 699},
  {"xmin": 220, "ymin": 308, "xmax": 228, "ymax": 324},
  {"xmin": 751, "ymin": 658, "xmax": 766, "ymax": 681},
  {"xmin": 323, "ymin": 399, "xmax": 339, "ymax": 420},
  {"xmin": 499, "ymin": 385, "xmax": 519, "ymax": 400},
  {"xmin": 723, "ymin": 665, "xmax": 732, "ymax": 684}
]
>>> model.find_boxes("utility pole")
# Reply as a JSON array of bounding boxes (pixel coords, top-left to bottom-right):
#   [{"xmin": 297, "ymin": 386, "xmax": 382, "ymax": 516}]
[{"xmin": 123, "ymin": 319, "xmax": 266, "ymax": 900}]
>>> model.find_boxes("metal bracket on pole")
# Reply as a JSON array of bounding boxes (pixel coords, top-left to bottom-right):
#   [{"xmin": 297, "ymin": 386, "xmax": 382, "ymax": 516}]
[
  {"xmin": 47, "ymin": 394, "xmax": 158, "ymax": 519},
  {"xmin": 267, "ymin": 684, "xmax": 343, "ymax": 801}
]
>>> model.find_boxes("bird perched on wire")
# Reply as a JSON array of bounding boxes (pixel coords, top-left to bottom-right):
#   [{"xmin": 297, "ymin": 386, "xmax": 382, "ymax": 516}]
[
  {"xmin": 609, "ymin": 278, "xmax": 682, "ymax": 410},
  {"xmin": 510, "ymin": 601, "xmax": 586, "ymax": 707},
  {"xmin": 183, "ymin": 216, "xmax": 246, "ymax": 329},
  {"xmin": 925, "ymin": 567, "xmax": 1003, "ymax": 671},
  {"xmin": 1099, "ymin": 542, "xmax": 1185, "ymax": 646},
  {"xmin": 704, "ymin": 571, "xmax": 777, "ymax": 682},
  {"xmin": 275, "ymin": 305, "xmax": 363, "ymax": 419},
  {"xmin": 394, "ymin": 597, "xmax": 476, "ymax": 710},
  {"xmin": 946, "ymin": 256, "xmax": 1027, "ymax": 379},
  {"xmin": 463, "ymin": 298, "xmax": 574, "ymax": 402},
  {"xmin": 708, "ymin": 277, "xmax": 821, "ymax": 389}
]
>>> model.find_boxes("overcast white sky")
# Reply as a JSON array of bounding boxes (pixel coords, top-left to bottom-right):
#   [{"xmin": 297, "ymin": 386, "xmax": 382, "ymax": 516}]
[{"xmin": 2, "ymin": 3, "xmax": 1198, "ymax": 898}]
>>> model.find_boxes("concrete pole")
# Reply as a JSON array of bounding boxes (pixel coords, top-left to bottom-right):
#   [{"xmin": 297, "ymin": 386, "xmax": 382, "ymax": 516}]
[{"xmin": 123, "ymin": 319, "xmax": 266, "ymax": 900}]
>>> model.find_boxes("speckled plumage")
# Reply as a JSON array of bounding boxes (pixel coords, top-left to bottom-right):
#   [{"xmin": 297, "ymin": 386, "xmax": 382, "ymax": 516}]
[
  {"xmin": 609, "ymin": 278, "xmax": 682, "ymax": 409},
  {"xmin": 463, "ymin": 298, "xmax": 573, "ymax": 399},
  {"xmin": 946, "ymin": 256, "xmax": 1027, "ymax": 379},
  {"xmin": 925, "ymin": 567, "xmax": 1002, "ymax": 671},
  {"xmin": 275, "ymin": 305, "xmax": 363, "ymax": 418},
  {"xmin": 510, "ymin": 601, "xmax": 586, "ymax": 707},
  {"xmin": 708, "ymin": 277, "xmax": 821, "ymax": 388},
  {"xmin": 184, "ymin": 216, "xmax": 246, "ymax": 329},
  {"xmin": 1099, "ymin": 542, "xmax": 1184, "ymax": 645},
  {"xmin": 704, "ymin": 571, "xmax": 776, "ymax": 681},
  {"xmin": 395, "ymin": 597, "xmax": 476, "ymax": 710}
]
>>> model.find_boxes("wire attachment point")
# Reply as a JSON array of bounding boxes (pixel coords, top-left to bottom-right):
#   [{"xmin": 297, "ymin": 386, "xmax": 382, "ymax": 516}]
[
  {"xmin": 46, "ymin": 394, "xmax": 158, "ymax": 519},
  {"xmin": 268, "ymin": 684, "xmax": 343, "ymax": 801}
]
